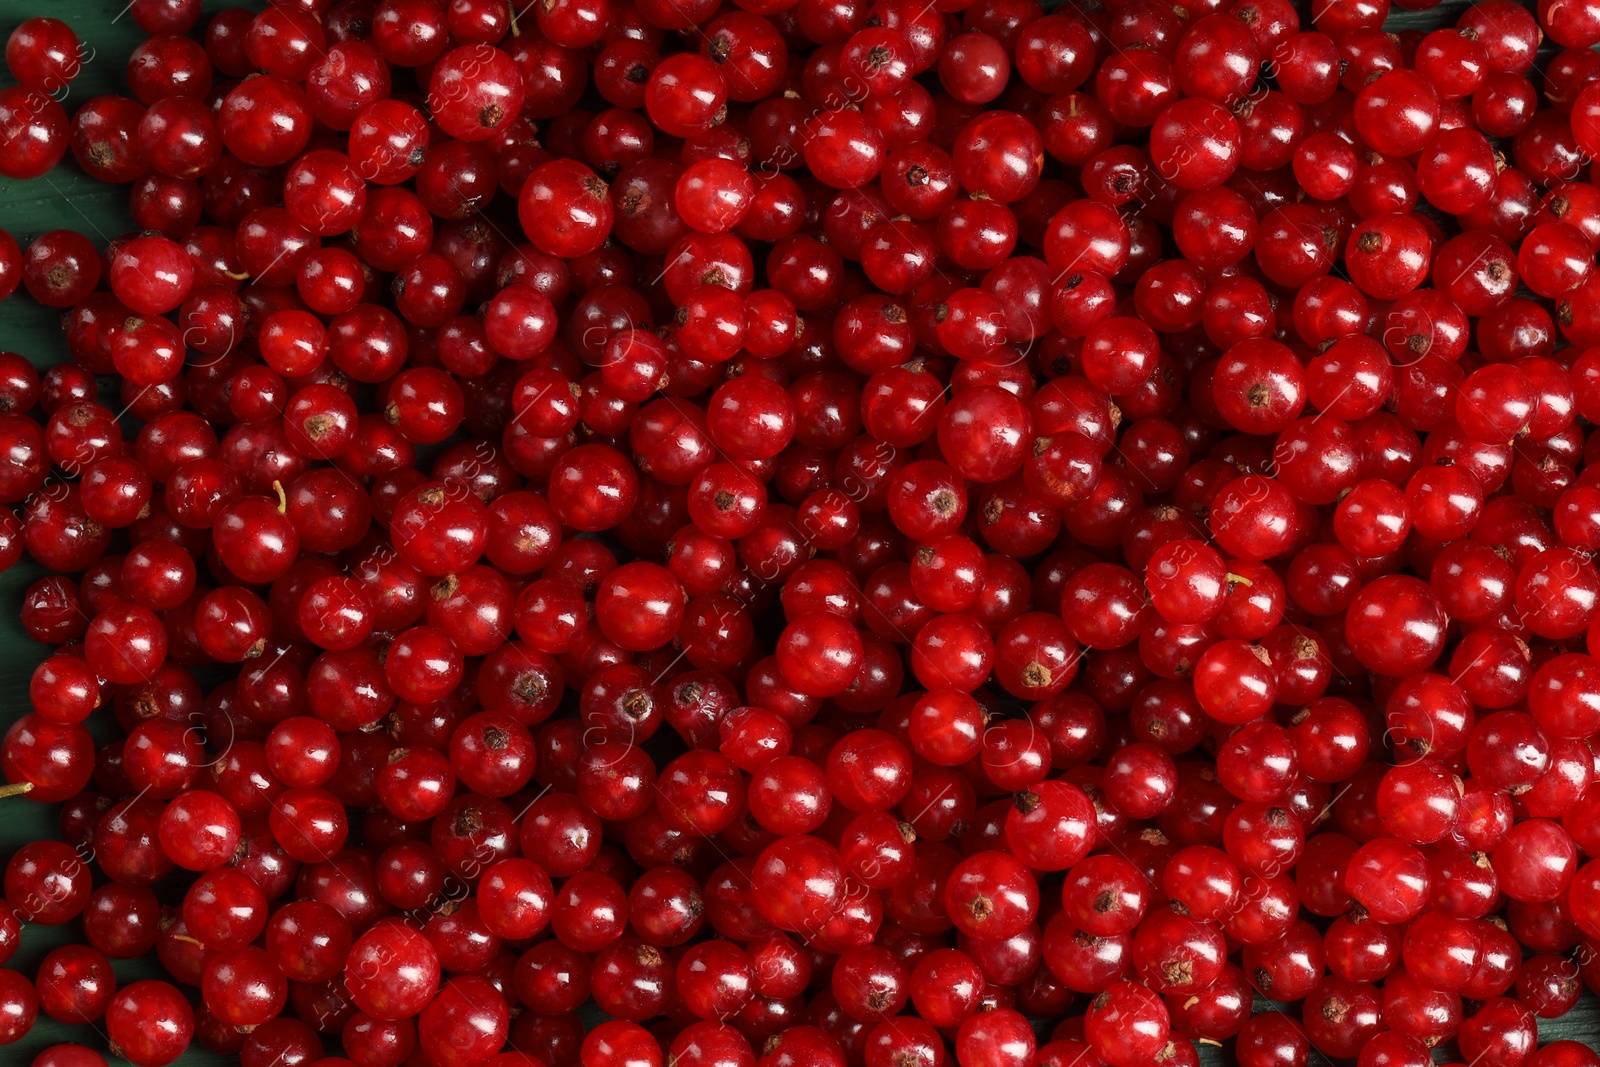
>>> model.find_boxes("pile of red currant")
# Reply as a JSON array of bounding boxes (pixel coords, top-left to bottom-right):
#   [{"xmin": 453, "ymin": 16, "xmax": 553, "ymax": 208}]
[{"xmin": 3, "ymin": 0, "xmax": 1600, "ymax": 1064}]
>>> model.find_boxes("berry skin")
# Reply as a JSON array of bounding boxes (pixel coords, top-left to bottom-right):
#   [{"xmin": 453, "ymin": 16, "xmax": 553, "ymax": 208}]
[
  {"xmin": 7, "ymin": 18, "xmax": 81, "ymax": 93},
  {"xmin": 0, "ymin": 6, "xmax": 1588, "ymax": 1061},
  {"xmin": 106, "ymin": 981, "xmax": 193, "ymax": 1067}
]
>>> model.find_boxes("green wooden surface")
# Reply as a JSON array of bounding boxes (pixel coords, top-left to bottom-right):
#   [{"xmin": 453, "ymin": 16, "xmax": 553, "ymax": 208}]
[{"xmin": 0, "ymin": 0, "xmax": 1592, "ymax": 1064}]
